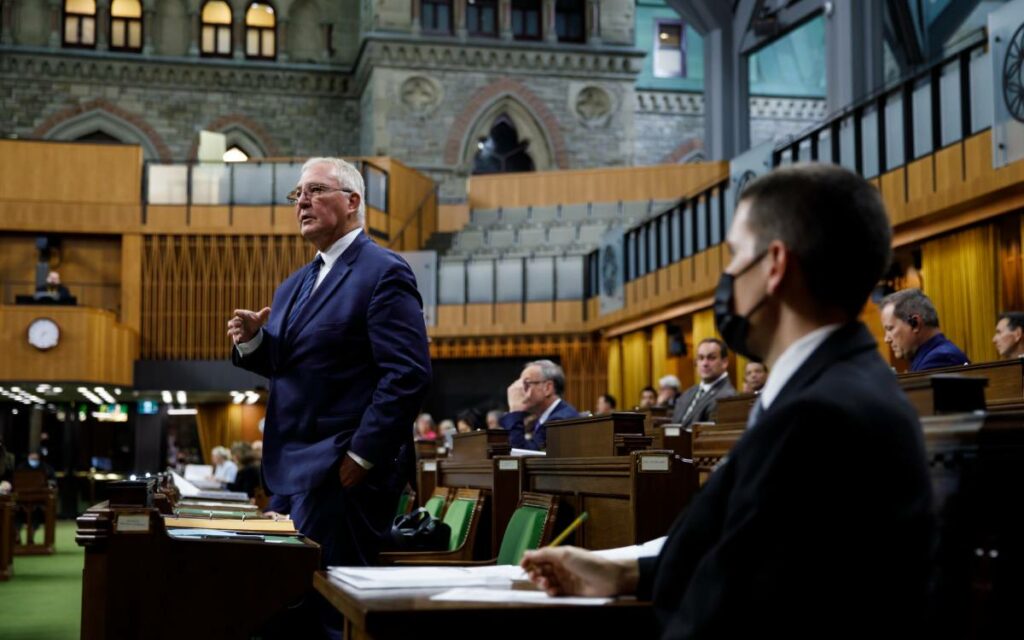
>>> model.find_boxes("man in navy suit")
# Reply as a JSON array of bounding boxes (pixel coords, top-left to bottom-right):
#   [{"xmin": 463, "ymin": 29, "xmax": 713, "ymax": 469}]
[
  {"xmin": 500, "ymin": 359, "xmax": 578, "ymax": 450},
  {"xmin": 227, "ymin": 157, "xmax": 431, "ymax": 571},
  {"xmin": 522, "ymin": 164, "xmax": 933, "ymax": 637},
  {"xmin": 880, "ymin": 288, "xmax": 969, "ymax": 372}
]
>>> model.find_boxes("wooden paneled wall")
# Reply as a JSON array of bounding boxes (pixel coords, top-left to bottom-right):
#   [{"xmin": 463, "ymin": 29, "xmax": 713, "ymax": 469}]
[
  {"xmin": 0, "ymin": 306, "xmax": 137, "ymax": 385},
  {"xmin": 430, "ymin": 334, "xmax": 606, "ymax": 415},
  {"xmin": 467, "ymin": 162, "xmax": 729, "ymax": 208},
  {"xmin": 141, "ymin": 235, "xmax": 312, "ymax": 359},
  {"xmin": 363, "ymin": 157, "xmax": 438, "ymax": 252}
]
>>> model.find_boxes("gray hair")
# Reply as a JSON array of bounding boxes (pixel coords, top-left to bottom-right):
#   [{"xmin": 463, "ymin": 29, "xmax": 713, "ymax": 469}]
[
  {"xmin": 525, "ymin": 359, "xmax": 565, "ymax": 396},
  {"xmin": 658, "ymin": 375, "xmax": 681, "ymax": 391},
  {"xmin": 211, "ymin": 446, "xmax": 231, "ymax": 460},
  {"xmin": 881, "ymin": 288, "xmax": 940, "ymax": 328},
  {"xmin": 301, "ymin": 157, "xmax": 366, "ymax": 224}
]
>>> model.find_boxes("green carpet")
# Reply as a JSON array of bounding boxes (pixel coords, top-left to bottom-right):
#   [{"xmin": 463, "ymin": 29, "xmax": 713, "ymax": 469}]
[{"xmin": 0, "ymin": 521, "xmax": 83, "ymax": 640}]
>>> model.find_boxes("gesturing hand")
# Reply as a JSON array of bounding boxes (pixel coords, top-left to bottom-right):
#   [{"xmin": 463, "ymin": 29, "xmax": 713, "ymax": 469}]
[
  {"xmin": 507, "ymin": 378, "xmax": 529, "ymax": 412},
  {"xmin": 227, "ymin": 307, "xmax": 271, "ymax": 345}
]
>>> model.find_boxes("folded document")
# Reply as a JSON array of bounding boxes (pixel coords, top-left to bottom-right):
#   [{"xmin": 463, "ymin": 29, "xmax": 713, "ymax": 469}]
[{"xmin": 327, "ymin": 565, "xmax": 526, "ymax": 590}]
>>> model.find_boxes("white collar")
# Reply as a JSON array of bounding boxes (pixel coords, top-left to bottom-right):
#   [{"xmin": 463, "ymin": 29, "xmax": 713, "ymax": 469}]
[
  {"xmin": 699, "ymin": 371, "xmax": 729, "ymax": 393},
  {"xmin": 538, "ymin": 397, "xmax": 562, "ymax": 425},
  {"xmin": 317, "ymin": 227, "xmax": 362, "ymax": 269},
  {"xmin": 759, "ymin": 323, "xmax": 842, "ymax": 410}
]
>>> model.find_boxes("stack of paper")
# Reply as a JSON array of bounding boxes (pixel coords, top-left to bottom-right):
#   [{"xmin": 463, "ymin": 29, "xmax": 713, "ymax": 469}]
[
  {"xmin": 431, "ymin": 587, "xmax": 611, "ymax": 606},
  {"xmin": 327, "ymin": 565, "xmax": 526, "ymax": 590}
]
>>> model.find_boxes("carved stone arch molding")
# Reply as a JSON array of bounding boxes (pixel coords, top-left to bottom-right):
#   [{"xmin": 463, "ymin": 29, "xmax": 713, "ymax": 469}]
[
  {"xmin": 461, "ymin": 98, "xmax": 555, "ymax": 171},
  {"xmin": 188, "ymin": 114, "xmax": 280, "ymax": 160},
  {"xmin": 36, "ymin": 100, "xmax": 171, "ymax": 161},
  {"xmin": 445, "ymin": 78, "xmax": 569, "ymax": 170}
]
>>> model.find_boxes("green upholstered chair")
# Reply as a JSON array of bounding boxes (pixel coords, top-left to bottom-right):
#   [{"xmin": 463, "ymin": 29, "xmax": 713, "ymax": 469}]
[
  {"xmin": 421, "ymin": 487, "xmax": 453, "ymax": 518},
  {"xmin": 379, "ymin": 488, "xmax": 486, "ymax": 564},
  {"xmin": 495, "ymin": 492, "xmax": 558, "ymax": 565}
]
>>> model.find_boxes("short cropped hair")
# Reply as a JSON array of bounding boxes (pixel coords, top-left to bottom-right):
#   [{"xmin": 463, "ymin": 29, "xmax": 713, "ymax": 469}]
[
  {"xmin": 881, "ymin": 288, "xmax": 940, "ymax": 328},
  {"xmin": 301, "ymin": 157, "xmax": 366, "ymax": 224},
  {"xmin": 1000, "ymin": 311, "xmax": 1024, "ymax": 332},
  {"xmin": 740, "ymin": 163, "xmax": 892, "ymax": 318},
  {"xmin": 525, "ymin": 359, "xmax": 565, "ymax": 396},
  {"xmin": 599, "ymin": 393, "xmax": 617, "ymax": 409},
  {"xmin": 697, "ymin": 337, "xmax": 728, "ymax": 359}
]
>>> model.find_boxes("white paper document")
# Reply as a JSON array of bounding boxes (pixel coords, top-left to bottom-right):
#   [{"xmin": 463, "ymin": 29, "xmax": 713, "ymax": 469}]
[
  {"xmin": 591, "ymin": 536, "xmax": 667, "ymax": 561},
  {"xmin": 327, "ymin": 565, "xmax": 523, "ymax": 590},
  {"xmin": 184, "ymin": 464, "xmax": 213, "ymax": 481},
  {"xmin": 170, "ymin": 470, "xmax": 200, "ymax": 497},
  {"xmin": 510, "ymin": 448, "xmax": 547, "ymax": 457},
  {"xmin": 431, "ymin": 587, "xmax": 611, "ymax": 606}
]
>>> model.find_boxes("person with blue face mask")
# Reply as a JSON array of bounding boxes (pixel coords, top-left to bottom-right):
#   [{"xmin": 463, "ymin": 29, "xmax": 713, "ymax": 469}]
[{"xmin": 522, "ymin": 163, "xmax": 933, "ymax": 638}]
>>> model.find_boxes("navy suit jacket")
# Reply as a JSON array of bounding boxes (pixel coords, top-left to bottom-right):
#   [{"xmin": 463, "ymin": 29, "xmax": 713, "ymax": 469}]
[
  {"xmin": 232, "ymin": 232, "xmax": 431, "ymax": 497},
  {"xmin": 499, "ymin": 399, "xmax": 579, "ymax": 450},
  {"xmin": 637, "ymin": 323, "xmax": 933, "ymax": 637},
  {"xmin": 909, "ymin": 332, "xmax": 969, "ymax": 372}
]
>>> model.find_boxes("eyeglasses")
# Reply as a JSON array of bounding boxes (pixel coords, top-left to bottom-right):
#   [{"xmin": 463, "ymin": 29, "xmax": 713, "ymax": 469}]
[
  {"xmin": 522, "ymin": 379, "xmax": 549, "ymax": 388},
  {"xmin": 286, "ymin": 183, "xmax": 352, "ymax": 204}
]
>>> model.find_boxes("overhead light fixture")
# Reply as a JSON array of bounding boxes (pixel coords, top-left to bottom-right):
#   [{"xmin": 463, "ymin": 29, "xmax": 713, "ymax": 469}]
[
  {"xmin": 230, "ymin": 391, "xmax": 244, "ymax": 405},
  {"xmin": 114, "ymin": 388, "xmax": 121, "ymax": 395},
  {"xmin": 12, "ymin": 408, "xmax": 18, "ymax": 415},
  {"xmin": 244, "ymin": 391, "xmax": 260, "ymax": 405},
  {"xmin": 167, "ymin": 407, "xmax": 198, "ymax": 416},
  {"xmin": 161, "ymin": 390, "xmax": 173, "ymax": 403},
  {"xmin": 52, "ymin": 387, "xmax": 62, "ymax": 393},
  {"xmin": 176, "ymin": 391, "xmax": 187, "ymax": 405}
]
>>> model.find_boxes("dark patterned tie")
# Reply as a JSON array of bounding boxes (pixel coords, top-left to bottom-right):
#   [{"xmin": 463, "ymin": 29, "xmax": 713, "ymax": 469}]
[
  {"xmin": 682, "ymin": 385, "xmax": 707, "ymax": 421},
  {"xmin": 287, "ymin": 255, "xmax": 323, "ymax": 329}
]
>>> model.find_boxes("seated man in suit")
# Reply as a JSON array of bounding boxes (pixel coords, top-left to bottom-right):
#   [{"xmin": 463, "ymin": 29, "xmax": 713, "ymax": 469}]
[
  {"xmin": 500, "ymin": 359, "xmax": 578, "ymax": 450},
  {"xmin": 523, "ymin": 163, "xmax": 933, "ymax": 637},
  {"xmin": 743, "ymin": 361, "xmax": 768, "ymax": 393},
  {"xmin": 670, "ymin": 338, "xmax": 736, "ymax": 427},
  {"xmin": 993, "ymin": 311, "xmax": 1024, "ymax": 360},
  {"xmin": 33, "ymin": 270, "xmax": 73, "ymax": 302},
  {"xmin": 881, "ymin": 288, "xmax": 969, "ymax": 372}
]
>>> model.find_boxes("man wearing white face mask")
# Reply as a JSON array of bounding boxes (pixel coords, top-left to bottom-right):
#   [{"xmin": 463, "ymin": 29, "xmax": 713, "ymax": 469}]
[{"xmin": 522, "ymin": 164, "xmax": 933, "ymax": 638}]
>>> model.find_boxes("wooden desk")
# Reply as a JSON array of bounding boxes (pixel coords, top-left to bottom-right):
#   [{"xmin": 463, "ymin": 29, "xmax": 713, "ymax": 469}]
[
  {"xmin": 449, "ymin": 430, "xmax": 510, "ymax": 460},
  {"xmin": 899, "ymin": 359, "xmax": 1024, "ymax": 411},
  {"xmin": 313, "ymin": 571, "xmax": 657, "ymax": 640},
  {"xmin": 0, "ymin": 494, "xmax": 13, "ymax": 580},
  {"xmin": 523, "ymin": 451, "xmax": 693, "ymax": 549},
  {"xmin": 545, "ymin": 412, "xmax": 650, "ymax": 457},
  {"xmin": 692, "ymin": 421, "xmax": 745, "ymax": 485},
  {"xmin": 77, "ymin": 481, "xmax": 320, "ymax": 640},
  {"xmin": 12, "ymin": 481, "xmax": 56, "ymax": 555}
]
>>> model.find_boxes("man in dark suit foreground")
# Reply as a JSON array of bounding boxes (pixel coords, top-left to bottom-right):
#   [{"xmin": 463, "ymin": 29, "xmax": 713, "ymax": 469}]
[
  {"xmin": 228, "ymin": 157, "xmax": 431, "ymax": 570},
  {"xmin": 500, "ymin": 359, "xmax": 578, "ymax": 450},
  {"xmin": 523, "ymin": 163, "xmax": 933, "ymax": 638}
]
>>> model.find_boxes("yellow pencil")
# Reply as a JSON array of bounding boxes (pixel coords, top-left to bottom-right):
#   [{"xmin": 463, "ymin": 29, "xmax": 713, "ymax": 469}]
[{"xmin": 547, "ymin": 512, "xmax": 589, "ymax": 547}]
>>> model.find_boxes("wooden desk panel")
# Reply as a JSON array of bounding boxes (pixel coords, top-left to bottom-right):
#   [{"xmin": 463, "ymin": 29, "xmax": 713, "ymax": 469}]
[
  {"xmin": 899, "ymin": 360, "xmax": 1024, "ymax": 410},
  {"xmin": 0, "ymin": 494, "xmax": 13, "ymax": 580},
  {"xmin": 313, "ymin": 571, "xmax": 657, "ymax": 640}
]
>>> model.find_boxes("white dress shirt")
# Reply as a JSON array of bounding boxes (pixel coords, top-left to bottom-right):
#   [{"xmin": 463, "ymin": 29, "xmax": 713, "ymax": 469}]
[
  {"xmin": 758, "ymin": 323, "xmax": 842, "ymax": 411},
  {"xmin": 537, "ymin": 398, "xmax": 563, "ymax": 425}
]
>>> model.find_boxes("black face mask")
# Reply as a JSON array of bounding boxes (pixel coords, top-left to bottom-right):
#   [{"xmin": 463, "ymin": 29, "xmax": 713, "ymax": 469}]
[{"xmin": 714, "ymin": 250, "xmax": 770, "ymax": 360}]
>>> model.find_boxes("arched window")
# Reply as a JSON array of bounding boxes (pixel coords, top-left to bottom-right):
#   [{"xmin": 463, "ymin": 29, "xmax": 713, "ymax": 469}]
[
  {"xmin": 201, "ymin": 0, "xmax": 233, "ymax": 57},
  {"xmin": 245, "ymin": 2, "xmax": 276, "ymax": 59},
  {"xmin": 63, "ymin": 0, "xmax": 96, "ymax": 48},
  {"xmin": 110, "ymin": 0, "xmax": 142, "ymax": 51},
  {"xmin": 223, "ymin": 146, "xmax": 249, "ymax": 162},
  {"xmin": 472, "ymin": 116, "xmax": 535, "ymax": 174}
]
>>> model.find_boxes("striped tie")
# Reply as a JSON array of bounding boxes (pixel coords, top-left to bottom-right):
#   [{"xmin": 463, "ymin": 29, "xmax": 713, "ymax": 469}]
[{"xmin": 287, "ymin": 255, "xmax": 323, "ymax": 329}]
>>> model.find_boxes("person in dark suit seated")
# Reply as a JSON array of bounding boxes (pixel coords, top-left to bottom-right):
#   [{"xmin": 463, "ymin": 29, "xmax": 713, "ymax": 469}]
[
  {"xmin": 227, "ymin": 449, "xmax": 262, "ymax": 499},
  {"xmin": 742, "ymin": 361, "xmax": 768, "ymax": 393},
  {"xmin": 993, "ymin": 311, "xmax": 1024, "ymax": 359},
  {"xmin": 522, "ymin": 163, "xmax": 933, "ymax": 638},
  {"xmin": 500, "ymin": 359, "xmax": 578, "ymax": 450},
  {"xmin": 881, "ymin": 288, "xmax": 969, "ymax": 372},
  {"xmin": 670, "ymin": 338, "xmax": 736, "ymax": 427},
  {"xmin": 33, "ymin": 270, "xmax": 73, "ymax": 302},
  {"xmin": 228, "ymin": 156, "xmax": 431, "ymax": 579},
  {"xmin": 637, "ymin": 386, "xmax": 657, "ymax": 409}
]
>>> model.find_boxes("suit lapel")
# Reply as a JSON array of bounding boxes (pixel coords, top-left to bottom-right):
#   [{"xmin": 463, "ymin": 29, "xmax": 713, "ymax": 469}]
[{"xmin": 284, "ymin": 233, "xmax": 369, "ymax": 342}]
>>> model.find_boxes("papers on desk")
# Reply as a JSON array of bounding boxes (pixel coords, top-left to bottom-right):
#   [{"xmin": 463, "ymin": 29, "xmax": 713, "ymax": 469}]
[
  {"xmin": 431, "ymin": 587, "xmax": 611, "ymax": 606},
  {"xmin": 510, "ymin": 448, "xmax": 547, "ymax": 457},
  {"xmin": 170, "ymin": 470, "xmax": 200, "ymax": 497},
  {"xmin": 591, "ymin": 536, "xmax": 667, "ymax": 561},
  {"xmin": 183, "ymin": 465, "xmax": 221, "ymax": 489},
  {"xmin": 327, "ymin": 565, "xmax": 526, "ymax": 590}
]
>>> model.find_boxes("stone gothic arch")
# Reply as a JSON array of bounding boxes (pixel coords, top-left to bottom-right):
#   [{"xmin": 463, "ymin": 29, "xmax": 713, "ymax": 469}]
[
  {"xmin": 460, "ymin": 96, "xmax": 556, "ymax": 172},
  {"xmin": 39, "ymin": 102, "xmax": 169, "ymax": 160}
]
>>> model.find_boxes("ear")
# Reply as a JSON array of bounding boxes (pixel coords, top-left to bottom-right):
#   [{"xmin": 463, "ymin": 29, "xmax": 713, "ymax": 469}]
[
  {"xmin": 347, "ymin": 190, "xmax": 362, "ymax": 217},
  {"xmin": 764, "ymin": 239, "xmax": 788, "ymax": 296}
]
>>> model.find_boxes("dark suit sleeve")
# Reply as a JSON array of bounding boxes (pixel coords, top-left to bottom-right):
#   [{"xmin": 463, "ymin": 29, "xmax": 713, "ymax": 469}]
[
  {"xmin": 349, "ymin": 261, "xmax": 432, "ymax": 466},
  {"xmin": 500, "ymin": 411, "xmax": 536, "ymax": 450},
  {"xmin": 230, "ymin": 329, "xmax": 277, "ymax": 379}
]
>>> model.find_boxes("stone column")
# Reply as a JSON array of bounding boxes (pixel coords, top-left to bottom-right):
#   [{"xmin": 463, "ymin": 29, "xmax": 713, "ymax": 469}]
[
  {"xmin": 586, "ymin": 0, "xmax": 600, "ymax": 44},
  {"xmin": 47, "ymin": 0, "xmax": 61, "ymax": 48},
  {"xmin": 542, "ymin": 0, "xmax": 556, "ymax": 42},
  {"xmin": 233, "ymin": 9, "xmax": 245, "ymax": 59},
  {"xmin": 95, "ymin": 0, "xmax": 109, "ymax": 50},
  {"xmin": 454, "ymin": 0, "xmax": 467, "ymax": 38},
  {"xmin": 499, "ymin": 0, "xmax": 512, "ymax": 40},
  {"xmin": 142, "ymin": 0, "xmax": 156, "ymax": 54},
  {"xmin": 276, "ymin": 18, "xmax": 288, "ymax": 61},
  {"xmin": 187, "ymin": 10, "xmax": 199, "ymax": 56},
  {"xmin": 410, "ymin": 0, "xmax": 421, "ymax": 35}
]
